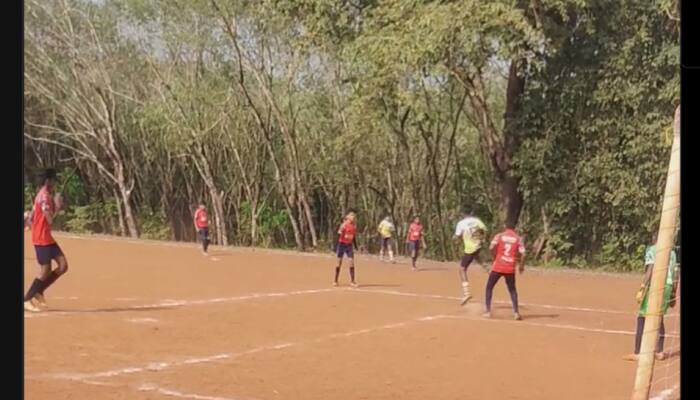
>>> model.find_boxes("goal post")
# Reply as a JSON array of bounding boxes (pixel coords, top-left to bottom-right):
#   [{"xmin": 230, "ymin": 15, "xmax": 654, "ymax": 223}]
[{"xmin": 631, "ymin": 105, "xmax": 681, "ymax": 400}]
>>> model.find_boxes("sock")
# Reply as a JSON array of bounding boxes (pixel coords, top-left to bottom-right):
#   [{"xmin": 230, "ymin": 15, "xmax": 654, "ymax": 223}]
[
  {"xmin": 350, "ymin": 266, "xmax": 355, "ymax": 282},
  {"xmin": 462, "ymin": 281, "xmax": 470, "ymax": 298},
  {"xmin": 334, "ymin": 266, "xmax": 341, "ymax": 283},
  {"xmin": 39, "ymin": 271, "xmax": 61, "ymax": 295},
  {"xmin": 388, "ymin": 250, "xmax": 394, "ymax": 261},
  {"xmin": 24, "ymin": 279, "xmax": 46, "ymax": 302},
  {"xmin": 634, "ymin": 317, "xmax": 645, "ymax": 354},
  {"xmin": 509, "ymin": 290, "xmax": 519, "ymax": 314}
]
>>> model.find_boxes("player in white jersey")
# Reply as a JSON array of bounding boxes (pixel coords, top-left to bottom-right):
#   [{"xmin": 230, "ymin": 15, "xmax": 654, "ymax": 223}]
[{"xmin": 454, "ymin": 211, "xmax": 487, "ymax": 305}]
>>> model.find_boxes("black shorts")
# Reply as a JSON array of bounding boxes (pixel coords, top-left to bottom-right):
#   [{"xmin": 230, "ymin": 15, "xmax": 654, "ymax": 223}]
[
  {"xmin": 407, "ymin": 240, "xmax": 420, "ymax": 255},
  {"xmin": 198, "ymin": 228, "xmax": 209, "ymax": 241},
  {"xmin": 336, "ymin": 243, "xmax": 354, "ymax": 258},
  {"xmin": 381, "ymin": 237, "xmax": 393, "ymax": 249},
  {"xmin": 34, "ymin": 244, "xmax": 64, "ymax": 266},
  {"xmin": 460, "ymin": 251, "xmax": 480, "ymax": 269}
]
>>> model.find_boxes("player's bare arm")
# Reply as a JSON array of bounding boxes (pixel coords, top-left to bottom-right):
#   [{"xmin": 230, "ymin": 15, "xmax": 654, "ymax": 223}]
[{"xmin": 42, "ymin": 196, "xmax": 60, "ymax": 225}]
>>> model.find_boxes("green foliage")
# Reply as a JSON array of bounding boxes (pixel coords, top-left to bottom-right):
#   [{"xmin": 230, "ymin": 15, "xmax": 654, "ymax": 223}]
[
  {"xmin": 239, "ymin": 201, "xmax": 291, "ymax": 247},
  {"xmin": 24, "ymin": 0, "xmax": 679, "ymax": 270},
  {"xmin": 64, "ymin": 205, "xmax": 98, "ymax": 233},
  {"xmin": 139, "ymin": 208, "xmax": 172, "ymax": 240},
  {"xmin": 516, "ymin": 0, "xmax": 678, "ymax": 269}
]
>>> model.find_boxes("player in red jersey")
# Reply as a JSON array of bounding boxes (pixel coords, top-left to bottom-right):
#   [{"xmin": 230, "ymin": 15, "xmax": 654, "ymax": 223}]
[
  {"xmin": 483, "ymin": 222, "xmax": 525, "ymax": 320},
  {"xmin": 193, "ymin": 204, "xmax": 210, "ymax": 256},
  {"xmin": 24, "ymin": 169, "xmax": 69, "ymax": 312},
  {"xmin": 406, "ymin": 216, "xmax": 426, "ymax": 270},
  {"xmin": 334, "ymin": 211, "xmax": 358, "ymax": 288}
]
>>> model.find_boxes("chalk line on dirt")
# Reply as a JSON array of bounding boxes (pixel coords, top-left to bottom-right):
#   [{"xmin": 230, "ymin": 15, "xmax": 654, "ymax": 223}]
[
  {"xmin": 139, "ymin": 384, "xmax": 252, "ymax": 400},
  {"xmin": 45, "ymin": 312, "xmax": 458, "ymax": 382},
  {"xmin": 24, "ymin": 288, "xmax": 338, "ymax": 318},
  {"xmin": 352, "ymin": 287, "xmax": 681, "ymax": 317},
  {"xmin": 43, "ymin": 308, "xmax": 673, "ymax": 385},
  {"xmin": 649, "ymin": 384, "xmax": 680, "ymax": 400},
  {"xmin": 437, "ymin": 314, "xmax": 680, "ymax": 338}
]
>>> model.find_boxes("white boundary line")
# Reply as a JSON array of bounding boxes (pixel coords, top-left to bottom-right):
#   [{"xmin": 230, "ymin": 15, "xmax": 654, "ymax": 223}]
[
  {"xmin": 44, "ymin": 310, "xmax": 679, "ymax": 384},
  {"xmin": 24, "ymin": 288, "xmax": 338, "ymax": 318},
  {"xmin": 437, "ymin": 315, "xmax": 680, "ymax": 338},
  {"xmin": 649, "ymin": 383, "xmax": 680, "ymax": 400},
  {"xmin": 25, "ymin": 286, "xmax": 679, "ymax": 320},
  {"xmin": 352, "ymin": 288, "xmax": 681, "ymax": 317},
  {"xmin": 138, "ymin": 383, "xmax": 253, "ymax": 400},
  {"xmin": 45, "ymin": 312, "xmax": 458, "ymax": 382}
]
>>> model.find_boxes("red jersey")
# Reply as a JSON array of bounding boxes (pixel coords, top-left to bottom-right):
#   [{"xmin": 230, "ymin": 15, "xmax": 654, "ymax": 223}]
[
  {"xmin": 490, "ymin": 229, "xmax": 525, "ymax": 274},
  {"xmin": 194, "ymin": 208, "xmax": 209, "ymax": 229},
  {"xmin": 31, "ymin": 186, "xmax": 56, "ymax": 246},
  {"xmin": 338, "ymin": 221, "xmax": 356, "ymax": 245},
  {"xmin": 407, "ymin": 223, "xmax": 423, "ymax": 241}
]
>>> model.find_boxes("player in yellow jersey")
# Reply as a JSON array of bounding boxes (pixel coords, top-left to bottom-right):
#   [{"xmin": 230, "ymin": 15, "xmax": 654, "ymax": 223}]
[
  {"xmin": 377, "ymin": 215, "xmax": 396, "ymax": 263},
  {"xmin": 454, "ymin": 211, "xmax": 487, "ymax": 305}
]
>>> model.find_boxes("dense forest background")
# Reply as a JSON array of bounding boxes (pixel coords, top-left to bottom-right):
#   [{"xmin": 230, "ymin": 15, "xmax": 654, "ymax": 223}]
[{"xmin": 23, "ymin": 0, "xmax": 680, "ymax": 271}]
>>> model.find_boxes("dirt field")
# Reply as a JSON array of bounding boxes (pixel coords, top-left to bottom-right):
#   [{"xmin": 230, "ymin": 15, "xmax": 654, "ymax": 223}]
[{"xmin": 24, "ymin": 234, "xmax": 680, "ymax": 400}]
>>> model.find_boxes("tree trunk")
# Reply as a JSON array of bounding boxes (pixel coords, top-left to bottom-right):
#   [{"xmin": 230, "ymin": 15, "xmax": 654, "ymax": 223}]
[
  {"xmin": 119, "ymin": 185, "xmax": 138, "ymax": 238},
  {"xmin": 499, "ymin": 57, "xmax": 527, "ymax": 226},
  {"xmin": 113, "ymin": 189, "xmax": 127, "ymax": 237},
  {"xmin": 250, "ymin": 201, "xmax": 258, "ymax": 247}
]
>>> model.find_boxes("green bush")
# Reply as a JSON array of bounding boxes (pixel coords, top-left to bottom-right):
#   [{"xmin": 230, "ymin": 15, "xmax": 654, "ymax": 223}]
[
  {"xmin": 64, "ymin": 205, "xmax": 98, "ymax": 233},
  {"xmin": 140, "ymin": 209, "xmax": 171, "ymax": 240}
]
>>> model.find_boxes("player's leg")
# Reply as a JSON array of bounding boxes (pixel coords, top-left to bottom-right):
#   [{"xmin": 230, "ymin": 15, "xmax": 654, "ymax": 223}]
[
  {"xmin": 380, "ymin": 238, "xmax": 387, "ymax": 261},
  {"xmin": 24, "ymin": 246, "xmax": 54, "ymax": 311},
  {"xmin": 199, "ymin": 229, "xmax": 209, "ymax": 255},
  {"xmin": 483, "ymin": 271, "xmax": 501, "ymax": 317},
  {"xmin": 656, "ymin": 318, "xmax": 666, "ymax": 359},
  {"xmin": 410, "ymin": 241, "xmax": 418, "ymax": 270},
  {"xmin": 35, "ymin": 247, "xmax": 68, "ymax": 307},
  {"xmin": 459, "ymin": 253, "xmax": 475, "ymax": 305},
  {"xmin": 504, "ymin": 274, "xmax": 521, "ymax": 320},
  {"xmin": 334, "ymin": 244, "xmax": 344, "ymax": 286},
  {"xmin": 624, "ymin": 316, "xmax": 646, "ymax": 361},
  {"xmin": 348, "ymin": 246, "xmax": 357, "ymax": 287},
  {"xmin": 388, "ymin": 238, "xmax": 395, "ymax": 263}
]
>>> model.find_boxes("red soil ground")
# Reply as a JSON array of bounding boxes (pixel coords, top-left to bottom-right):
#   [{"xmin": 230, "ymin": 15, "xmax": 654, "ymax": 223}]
[{"xmin": 24, "ymin": 234, "xmax": 680, "ymax": 400}]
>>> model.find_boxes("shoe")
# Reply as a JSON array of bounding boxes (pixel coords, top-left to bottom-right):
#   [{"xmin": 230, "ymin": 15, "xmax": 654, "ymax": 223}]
[
  {"xmin": 411, "ymin": 266, "xmax": 417, "ymax": 271},
  {"xmin": 482, "ymin": 312, "xmax": 491, "ymax": 318},
  {"xmin": 655, "ymin": 352, "xmax": 667, "ymax": 361},
  {"xmin": 24, "ymin": 300, "xmax": 40, "ymax": 313},
  {"xmin": 513, "ymin": 313, "xmax": 522, "ymax": 321},
  {"xmin": 622, "ymin": 354, "xmax": 639, "ymax": 361},
  {"xmin": 33, "ymin": 293, "xmax": 47, "ymax": 309},
  {"xmin": 460, "ymin": 295, "xmax": 472, "ymax": 306},
  {"xmin": 333, "ymin": 282, "xmax": 339, "ymax": 287},
  {"xmin": 350, "ymin": 282, "xmax": 359, "ymax": 288}
]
